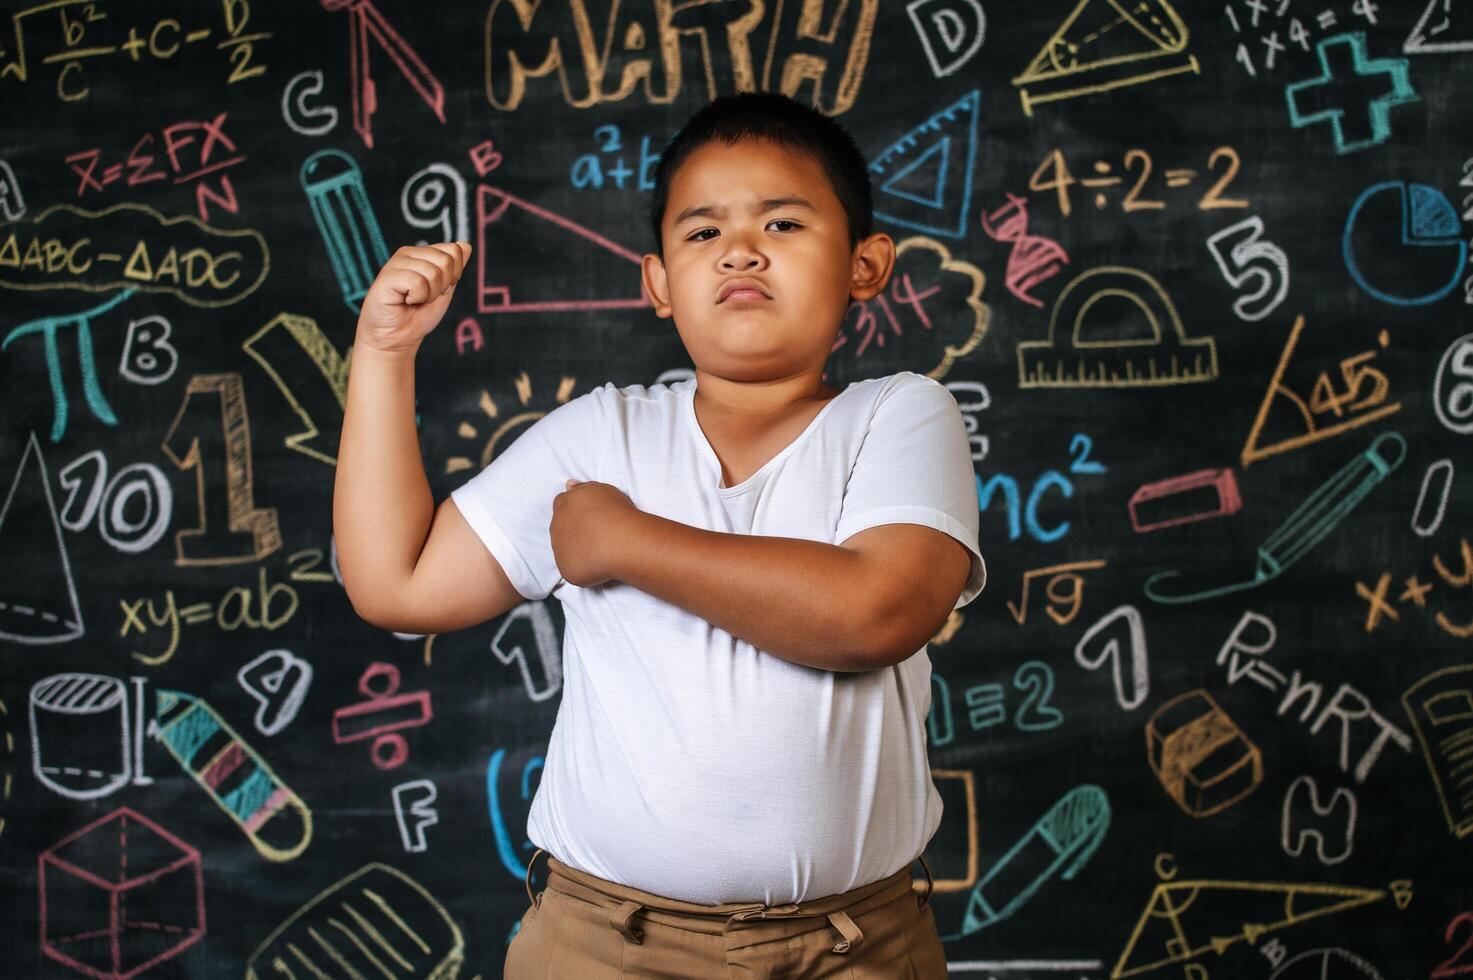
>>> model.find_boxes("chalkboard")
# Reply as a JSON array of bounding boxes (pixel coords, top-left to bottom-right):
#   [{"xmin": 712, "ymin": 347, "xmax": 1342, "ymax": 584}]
[{"xmin": 2, "ymin": 0, "xmax": 1471, "ymax": 976}]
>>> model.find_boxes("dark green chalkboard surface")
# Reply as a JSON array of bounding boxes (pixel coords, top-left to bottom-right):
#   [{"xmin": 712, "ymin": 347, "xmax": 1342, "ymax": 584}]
[{"xmin": 2, "ymin": 0, "xmax": 1472, "ymax": 975}]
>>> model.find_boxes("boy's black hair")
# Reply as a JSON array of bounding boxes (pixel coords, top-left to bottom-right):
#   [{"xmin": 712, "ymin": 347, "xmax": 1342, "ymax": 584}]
[{"xmin": 648, "ymin": 92, "xmax": 873, "ymax": 259}]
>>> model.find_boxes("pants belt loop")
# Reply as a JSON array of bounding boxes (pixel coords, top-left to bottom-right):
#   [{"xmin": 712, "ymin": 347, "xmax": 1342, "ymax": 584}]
[
  {"xmin": 524, "ymin": 848, "xmax": 547, "ymax": 910},
  {"xmin": 610, "ymin": 899, "xmax": 645, "ymax": 944},
  {"xmin": 826, "ymin": 909, "xmax": 864, "ymax": 954},
  {"xmin": 917, "ymin": 854, "xmax": 935, "ymax": 910}
]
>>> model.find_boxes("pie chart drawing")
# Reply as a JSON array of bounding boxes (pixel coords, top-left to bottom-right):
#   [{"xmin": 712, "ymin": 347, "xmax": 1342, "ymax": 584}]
[
  {"xmin": 1269, "ymin": 947, "xmax": 1384, "ymax": 979},
  {"xmin": 1342, "ymin": 180, "xmax": 1467, "ymax": 306}
]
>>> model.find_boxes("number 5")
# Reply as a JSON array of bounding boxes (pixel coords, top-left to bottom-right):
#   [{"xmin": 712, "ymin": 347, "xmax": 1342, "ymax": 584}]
[{"xmin": 1206, "ymin": 215, "xmax": 1290, "ymax": 322}]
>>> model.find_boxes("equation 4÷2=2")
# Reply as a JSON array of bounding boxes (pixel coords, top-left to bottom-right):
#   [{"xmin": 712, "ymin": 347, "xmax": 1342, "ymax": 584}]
[{"xmin": 1030, "ymin": 147, "xmax": 1251, "ymax": 217}]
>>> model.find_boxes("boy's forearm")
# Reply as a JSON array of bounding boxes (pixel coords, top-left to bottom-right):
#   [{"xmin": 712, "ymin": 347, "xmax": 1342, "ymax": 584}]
[
  {"xmin": 608, "ymin": 510, "xmax": 883, "ymax": 672},
  {"xmin": 333, "ymin": 344, "xmax": 432, "ymax": 618}
]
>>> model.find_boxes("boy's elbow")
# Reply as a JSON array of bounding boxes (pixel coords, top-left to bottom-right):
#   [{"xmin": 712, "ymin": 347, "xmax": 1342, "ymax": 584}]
[
  {"xmin": 345, "ymin": 588, "xmax": 396, "ymax": 632},
  {"xmin": 341, "ymin": 576, "xmax": 412, "ymax": 633}
]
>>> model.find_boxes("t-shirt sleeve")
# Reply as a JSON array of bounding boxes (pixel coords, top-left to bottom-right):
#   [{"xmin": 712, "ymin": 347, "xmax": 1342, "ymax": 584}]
[
  {"xmin": 834, "ymin": 372, "xmax": 986, "ymax": 609},
  {"xmin": 449, "ymin": 384, "xmax": 612, "ymax": 601}
]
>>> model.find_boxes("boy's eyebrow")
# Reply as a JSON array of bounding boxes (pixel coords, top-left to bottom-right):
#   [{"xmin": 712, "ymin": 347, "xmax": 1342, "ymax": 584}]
[{"xmin": 672, "ymin": 196, "xmax": 818, "ymax": 227}]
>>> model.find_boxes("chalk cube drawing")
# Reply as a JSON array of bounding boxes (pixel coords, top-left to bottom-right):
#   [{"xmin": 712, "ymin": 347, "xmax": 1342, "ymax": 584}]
[{"xmin": 38, "ymin": 806, "xmax": 205, "ymax": 978}]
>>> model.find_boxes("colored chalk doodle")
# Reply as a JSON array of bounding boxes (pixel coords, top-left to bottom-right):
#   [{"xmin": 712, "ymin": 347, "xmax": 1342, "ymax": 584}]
[
  {"xmin": 979, "ymin": 192, "xmax": 1070, "ymax": 308},
  {"xmin": 1145, "ymin": 432, "xmax": 1405, "ymax": 604},
  {"xmin": 119, "ymin": 314, "xmax": 178, "ymax": 385},
  {"xmin": 868, "ymin": 90, "xmax": 980, "ymax": 238},
  {"xmin": 160, "ymin": 372, "xmax": 284, "ymax": 568},
  {"xmin": 1111, "ymin": 861, "xmax": 1391, "ymax": 977},
  {"xmin": 1403, "ymin": 665, "xmax": 1473, "ymax": 839},
  {"xmin": 331, "ymin": 661, "xmax": 433, "ymax": 770},
  {"xmin": 1011, "ymin": 0, "xmax": 1199, "ymax": 117},
  {"xmin": 2, "ymin": 290, "xmax": 129, "ymax": 443},
  {"xmin": 1128, "ymin": 468, "xmax": 1241, "ymax": 534},
  {"xmin": 1434, "ymin": 333, "xmax": 1473, "ymax": 434},
  {"xmin": 1412, "ymin": 459, "xmax": 1455, "ymax": 538},
  {"xmin": 57, "ymin": 448, "xmax": 173, "ymax": 554},
  {"xmin": 1017, "ymin": 266, "xmax": 1217, "ymax": 389},
  {"xmin": 245, "ymin": 863, "xmax": 464, "ymax": 979},
  {"xmin": 321, "ymin": 0, "xmax": 446, "ymax": 149},
  {"xmin": 443, "ymin": 377, "xmax": 568, "ymax": 476},
  {"xmin": 1214, "ymin": 610, "xmax": 1414, "ymax": 785},
  {"xmin": 1281, "ymin": 775, "xmax": 1357, "ymax": 865},
  {"xmin": 0, "ymin": 157, "xmax": 26, "ymax": 220},
  {"xmin": 483, "ymin": 0, "xmax": 877, "ymax": 114},
  {"xmin": 1342, "ymin": 181, "xmax": 1466, "ymax": 306},
  {"xmin": 1405, "ymin": 0, "xmax": 1473, "ymax": 54},
  {"xmin": 924, "ymin": 770, "xmax": 982, "ymax": 895},
  {"xmin": 0, "ymin": 432, "xmax": 83, "ymax": 643},
  {"xmin": 487, "ymin": 747, "xmax": 544, "ymax": 880},
  {"xmin": 301, "ymin": 149, "xmax": 391, "ymax": 315},
  {"xmin": 66, "ymin": 111, "xmax": 248, "ymax": 223},
  {"xmin": 153, "ymin": 688, "xmax": 313, "ymax": 862},
  {"xmin": 1205, "ymin": 215, "xmax": 1289, "ymax": 321},
  {"xmin": 0, "ymin": 695, "xmax": 11, "ymax": 838},
  {"xmin": 392, "ymin": 779, "xmax": 439, "ymax": 853},
  {"xmin": 490, "ymin": 600, "xmax": 564, "ymax": 702},
  {"xmin": 29, "ymin": 673, "xmax": 149, "ymax": 801},
  {"xmin": 241, "ymin": 313, "xmax": 351, "ymax": 467},
  {"xmin": 475, "ymin": 185, "xmax": 651, "ymax": 313},
  {"xmin": 0, "ymin": 202, "xmax": 268, "ymax": 305},
  {"xmin": 1074, "ymin": 604, "xmax": 1150, "ymax": 711},
  {"xmin": 831, "ymin": 236, "xmax": 990, "ymax": 379},
  {"xmin": 945, "ymin": 784, "xmax": 1110, "ymax": 939},
  {"xmin": 1271, "ymin": 948, "xmax": 1384, "ymax": 979},
  {"xmin": 1007, "ymin": 559, "xmax": 1107, "ymax": 626},
  {"xmin": 282, "ymin": 70, "xmax": 339, "ymax": 137},
  {"xmin": 0, "ymin": 2, "xmax": 268, "ymax": 97},
  {"xmin": 1353, "ymin": 537, "xmax": 1473, "ymax": 638},
  {"xmin": 1239, "ymin": 317, "xmax": 1400, "ymax": 468},
  {"xmin": 1146, "ymin": 689, "xmax": 1263, "ymax": 817},
  {"xmin": 39, "ymin": 807, "xmax": 205, "ymax": 978},
  {"xmin": 403, "ymin": 162, "xmax": 470, "ymax": 244},
  {"xmin": 906, "ymin": 0, "xmax": 987, "ymax": 78},
  {"xmin": 1286, "ymin": 33, "xmax": 1418, "ymax": 154},
  {"xmin": 237, "ymin": 650, "xmax": 313, "ymax": 737}
]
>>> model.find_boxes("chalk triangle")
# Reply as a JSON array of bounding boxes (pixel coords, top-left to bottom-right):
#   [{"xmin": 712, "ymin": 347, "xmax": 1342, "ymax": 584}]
[
  {"xmin": 1405, "ymin": 0, "xmax": 1473, "ymax": 53},
  {"xmin": 869, "ymin": 89, "xmax": 980, "ymax": 238},
  {"xmin": 0, "ymin": 432, "xmax": 83, "ymax": 643}
]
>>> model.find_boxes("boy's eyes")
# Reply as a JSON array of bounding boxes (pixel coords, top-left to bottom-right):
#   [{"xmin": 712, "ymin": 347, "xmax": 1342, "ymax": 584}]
[{"xmin": 685, "ymin": 219, "xmax": 802, "ymax": 242}]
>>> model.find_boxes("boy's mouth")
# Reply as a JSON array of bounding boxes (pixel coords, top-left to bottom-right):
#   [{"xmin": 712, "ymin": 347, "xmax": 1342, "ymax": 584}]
[{"xmin": 717, "ymin": 279, "xmax": 772, "ymax": 304}]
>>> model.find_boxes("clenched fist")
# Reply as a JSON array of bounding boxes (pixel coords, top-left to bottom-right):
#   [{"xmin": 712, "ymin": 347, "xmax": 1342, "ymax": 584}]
[
  {"xmin": 551, "ymin": 479, "xmax": 640, "ymax": 588},
  {"xmin": 356, "ymin": 242, "xmax": 472, "ymax": 355}
]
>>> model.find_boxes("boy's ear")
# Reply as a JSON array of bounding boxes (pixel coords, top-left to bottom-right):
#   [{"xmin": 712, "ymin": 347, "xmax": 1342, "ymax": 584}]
[
  {"xmin": 849, "ymin": 232, "xmax": 896, "ymax": 302},
  {"xmin": 641, "ymin": 253, "xmax": 673, "ymax": 318}
]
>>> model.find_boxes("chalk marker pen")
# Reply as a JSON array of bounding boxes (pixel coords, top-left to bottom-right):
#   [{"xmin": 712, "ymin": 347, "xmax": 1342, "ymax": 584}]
[{"xmin": 153, "ymin": 689, "xmax": 313, "ymax": 862}]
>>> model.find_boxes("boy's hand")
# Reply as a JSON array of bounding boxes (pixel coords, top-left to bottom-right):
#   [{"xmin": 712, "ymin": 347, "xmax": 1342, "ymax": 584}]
[
  {"xmin": 355, "ymin": 242, "xmax": 472, "ymax": 355},
  {"xmin": 551, "ymin": 480, "xmax": 639, "ymax": 588}
]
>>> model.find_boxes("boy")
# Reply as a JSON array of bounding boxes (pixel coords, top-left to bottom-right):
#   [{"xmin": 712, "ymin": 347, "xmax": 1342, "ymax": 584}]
[{"xmin": 335, "ymin": 92, "xmax": 986, "ymax": 978}]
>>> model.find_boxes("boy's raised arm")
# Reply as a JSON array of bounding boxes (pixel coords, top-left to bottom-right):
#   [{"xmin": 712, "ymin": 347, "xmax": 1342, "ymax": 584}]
[{"xmin": 334, "ymin": 242, "xmax": 523, "ymax": 633}]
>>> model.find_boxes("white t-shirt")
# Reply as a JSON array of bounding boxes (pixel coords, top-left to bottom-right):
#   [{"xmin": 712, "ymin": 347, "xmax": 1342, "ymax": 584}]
[{"xmin": 450, "ymin": 369, "xmax": 986, "ymax": 904}]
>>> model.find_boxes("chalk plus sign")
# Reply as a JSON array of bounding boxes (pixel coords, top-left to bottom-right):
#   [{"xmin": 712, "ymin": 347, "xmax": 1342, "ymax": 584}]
[{"xmin": 1285, "ymin": 31, "xmax": 1418, "ymax": 153}]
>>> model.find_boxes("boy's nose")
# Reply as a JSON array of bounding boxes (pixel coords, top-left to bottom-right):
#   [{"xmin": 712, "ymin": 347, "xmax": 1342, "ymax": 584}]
[{"xmin": 720, "ymin": 251, "xmax": 762, "ymax": 270}]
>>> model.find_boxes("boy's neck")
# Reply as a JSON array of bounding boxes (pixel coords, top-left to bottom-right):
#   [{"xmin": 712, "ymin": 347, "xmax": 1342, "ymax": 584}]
[{"xmin": 691, "ymin": 370, "xmax": 840, "ymax": 421}]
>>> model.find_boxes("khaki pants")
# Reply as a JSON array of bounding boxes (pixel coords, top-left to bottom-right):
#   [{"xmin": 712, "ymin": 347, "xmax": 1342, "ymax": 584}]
[{"xmin": 503, "ymin": 849, "xmax": 948, "ymax": 979}]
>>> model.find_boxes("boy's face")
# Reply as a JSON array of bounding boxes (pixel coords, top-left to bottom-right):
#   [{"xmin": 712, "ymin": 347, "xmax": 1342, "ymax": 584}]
[{"xmin": 641, "ymin": 138, "xmax": 893, "ymax": 385}]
